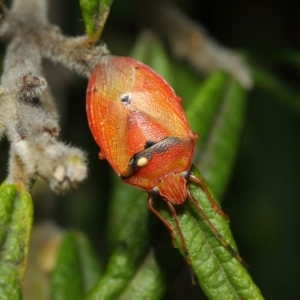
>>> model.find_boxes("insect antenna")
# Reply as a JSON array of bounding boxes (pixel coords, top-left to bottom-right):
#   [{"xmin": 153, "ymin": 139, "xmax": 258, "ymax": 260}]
[{"xmin": 187, "ymin": 189, "xmax": 249, "ymax": 268}]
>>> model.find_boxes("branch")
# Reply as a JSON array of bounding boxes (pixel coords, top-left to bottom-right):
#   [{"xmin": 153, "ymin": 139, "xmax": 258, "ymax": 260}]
[
  {"xmin": 134, "ymin": 1, "xmax": 253, "ymax": 89},
  {"xmin": 0, "ymin": 7, "xmax": 109, "ymax": 78},
  {"xmin": 0, "ymin": 0, "xmax": 88, "ymax": 192}
]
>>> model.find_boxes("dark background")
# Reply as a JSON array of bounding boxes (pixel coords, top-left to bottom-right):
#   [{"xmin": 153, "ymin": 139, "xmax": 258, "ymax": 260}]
[{"xmin": 1, "ymin": 1, "xmax": 300, "ymax": 299}]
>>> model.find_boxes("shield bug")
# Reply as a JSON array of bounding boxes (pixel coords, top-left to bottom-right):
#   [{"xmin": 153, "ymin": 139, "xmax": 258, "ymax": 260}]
[{"xmin": 86, "ymin": 56, "xmax": 247, "ymax": 274}]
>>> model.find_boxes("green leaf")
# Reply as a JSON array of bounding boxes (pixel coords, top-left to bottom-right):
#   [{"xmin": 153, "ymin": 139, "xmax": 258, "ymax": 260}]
[
  {"xmin": 187, "ymin": 72, "xmax": 247, "ymax": 198},
  {"xmin": 0, "ymin": 182, "xmax": 33, "ymax": 300},
  {"xmin": 117, "ymin": 249, "xmax": 178, "ymax": 300},
  {"xmin": 183, "ymin": 167, "xmax": 263, "ymax": 300},
  {"xmin": 51, "ymin": 231, "xmax": 102, "ymax": 300},
  {"xmin": 130, "ymin": 30, "xmax": 200, "ymax": 101},
  {"xmin": 80, "ymin": 0, "xmax": 101, "ymax": 35},
  {"xmin": 76, "ymin": 232, "xmax": 103, "ymax": 292},
  {"xmin": 85, "ymin": 196, "xmax": 152, "ymax": 300},
  {"xmin": 117, "ymin": 254, "xmax": 165, "ymax": 300},
  {"xmin": 79, "ymin": 0, "xmax": 113, "ymax": 44},
  {"xmin": 167, "ymin": 73, "xmax": 262, "ymax": 299},
  {"xmin": 105, "ymin": 173, "xmax": 144, "ymax": 251},
  {"xmin": 130, "ymin": 31, "xmax": 173, "ymax": 83},
  {"xmin": 115, "ymin": 169, "xmax": 264, "ymax": 299}
]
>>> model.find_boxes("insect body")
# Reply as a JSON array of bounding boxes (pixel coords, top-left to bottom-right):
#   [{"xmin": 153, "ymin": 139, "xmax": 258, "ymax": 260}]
[{"xmin": 86, "ymin": 56, "xmax": 247, "ymax": 273}]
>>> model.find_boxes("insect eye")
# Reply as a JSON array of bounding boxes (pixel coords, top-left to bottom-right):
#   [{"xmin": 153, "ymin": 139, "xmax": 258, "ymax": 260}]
[
  {"xmin": 182, "ymin": 171, "xmax": 190, "ymax": 179},
  {"xmin": 152, "ymin": 187, "xmax": 160, "ymax": 195},
  {"xmin": 120, "ymin": 93, "xmax": 131, "ymax": 105}
]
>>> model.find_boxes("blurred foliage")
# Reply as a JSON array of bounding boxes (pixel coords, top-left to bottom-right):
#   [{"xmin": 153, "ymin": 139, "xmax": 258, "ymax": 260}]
[
  {"xmin": 51, "ymin": 231, "xmax": 103, "ymax": 300},
  {"xmin": 0, "ymin": 0, "xmax": 300, "ymax": 299},
  {"xmin": 0, "ymin": 182, "xmax": 32, "ymax": 299}
]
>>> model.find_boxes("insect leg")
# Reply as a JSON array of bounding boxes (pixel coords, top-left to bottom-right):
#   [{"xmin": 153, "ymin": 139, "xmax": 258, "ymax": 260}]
[
  {"xmin": 147, "ymin": 194, "xmax": 196, "ymax": 285},
  {"xmin": 165, "ymin": 201, "xmax": 196, "ymax": 286},
  {"xmin": 147, "ymin": 193, "xmax": 176, "ymax": 244},
  {"xmin": 189, "ymin": 173, "xmax": 229, "ymax": 220},
  {"xmin": 187, "ymin": 189, "xmax": 249, "ymax": 268}
]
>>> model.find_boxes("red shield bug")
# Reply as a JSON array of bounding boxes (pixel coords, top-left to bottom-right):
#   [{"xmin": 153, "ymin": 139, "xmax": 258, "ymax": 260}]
[{"xmin": 86, "ymin": 56, "xmax": 247, "ymax": 278}]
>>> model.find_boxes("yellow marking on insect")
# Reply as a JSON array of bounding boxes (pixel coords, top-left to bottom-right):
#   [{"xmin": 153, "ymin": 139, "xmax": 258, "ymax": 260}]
[{"xmin": 137, "ymin": 157, "xmax": 148, "ymax": 167}]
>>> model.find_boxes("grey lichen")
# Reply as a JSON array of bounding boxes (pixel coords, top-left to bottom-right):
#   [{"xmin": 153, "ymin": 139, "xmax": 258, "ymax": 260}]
[{"xmin": 0, "ymin": 0, "xmax": 109, "ymax": 193}]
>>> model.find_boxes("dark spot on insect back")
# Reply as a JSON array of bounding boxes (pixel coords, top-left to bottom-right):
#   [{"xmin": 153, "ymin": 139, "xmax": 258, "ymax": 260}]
[
  {"xmin": 121, "ymin": 93, "xmax": 131, "ymax": 105},
  {"xmin": 144, "ymin": 140, "xmax": 155, "ymax": 149}
]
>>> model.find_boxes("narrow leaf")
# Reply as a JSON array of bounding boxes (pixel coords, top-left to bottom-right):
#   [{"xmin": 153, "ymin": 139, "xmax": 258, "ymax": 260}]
[
  {"xmin": 162, "ymin": 73, "xmax": 262, "ymax": 299},
  {"xmin": 130, "ymin": 30, "xmax": 200, "ymax": 101},
  {"xmin": 184, "ymin": 167, "xmax": 263, "ymax": 300},
  {"xmin": 186, "ymin": 72, "xmax": 229, "ymax": 150},
  {"xmin": 85, "ymin": 196, "xmax": 152, "ymax": 300},
  {"xmin": 252, "ymin": 64, "xmax": 300, "ymax": 113},
  {"xmin": 105, "ymin": 173, "xmax": 143, "ymax": 251},
  {"xmin": 0, "ymin": 182, "xmax": 33, "ymax": 300},
  {"xmin": 80, "ymin": 0, "xmax": 113, "ymax": 45},
  {"xmin": 76, "ymin": 232, "xmax": 103, "ymax": 292},
  {"xmin": 188, "ymin": 73, "xmax": 246, "ymax": 198},
  {"xmin": 117, "ymin": 248, "xmax": 179, "ymax": 300},
  {"xmin": 117, "ymin": 252, "xmax": 166, "ymax": 300},
  {"xmin": 51, "ymin": 231, "xmax": 102, "ymax": 300},
  {"xmin": 130, "ymin": 30, "xmax": 173, "ymax": 83}
]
